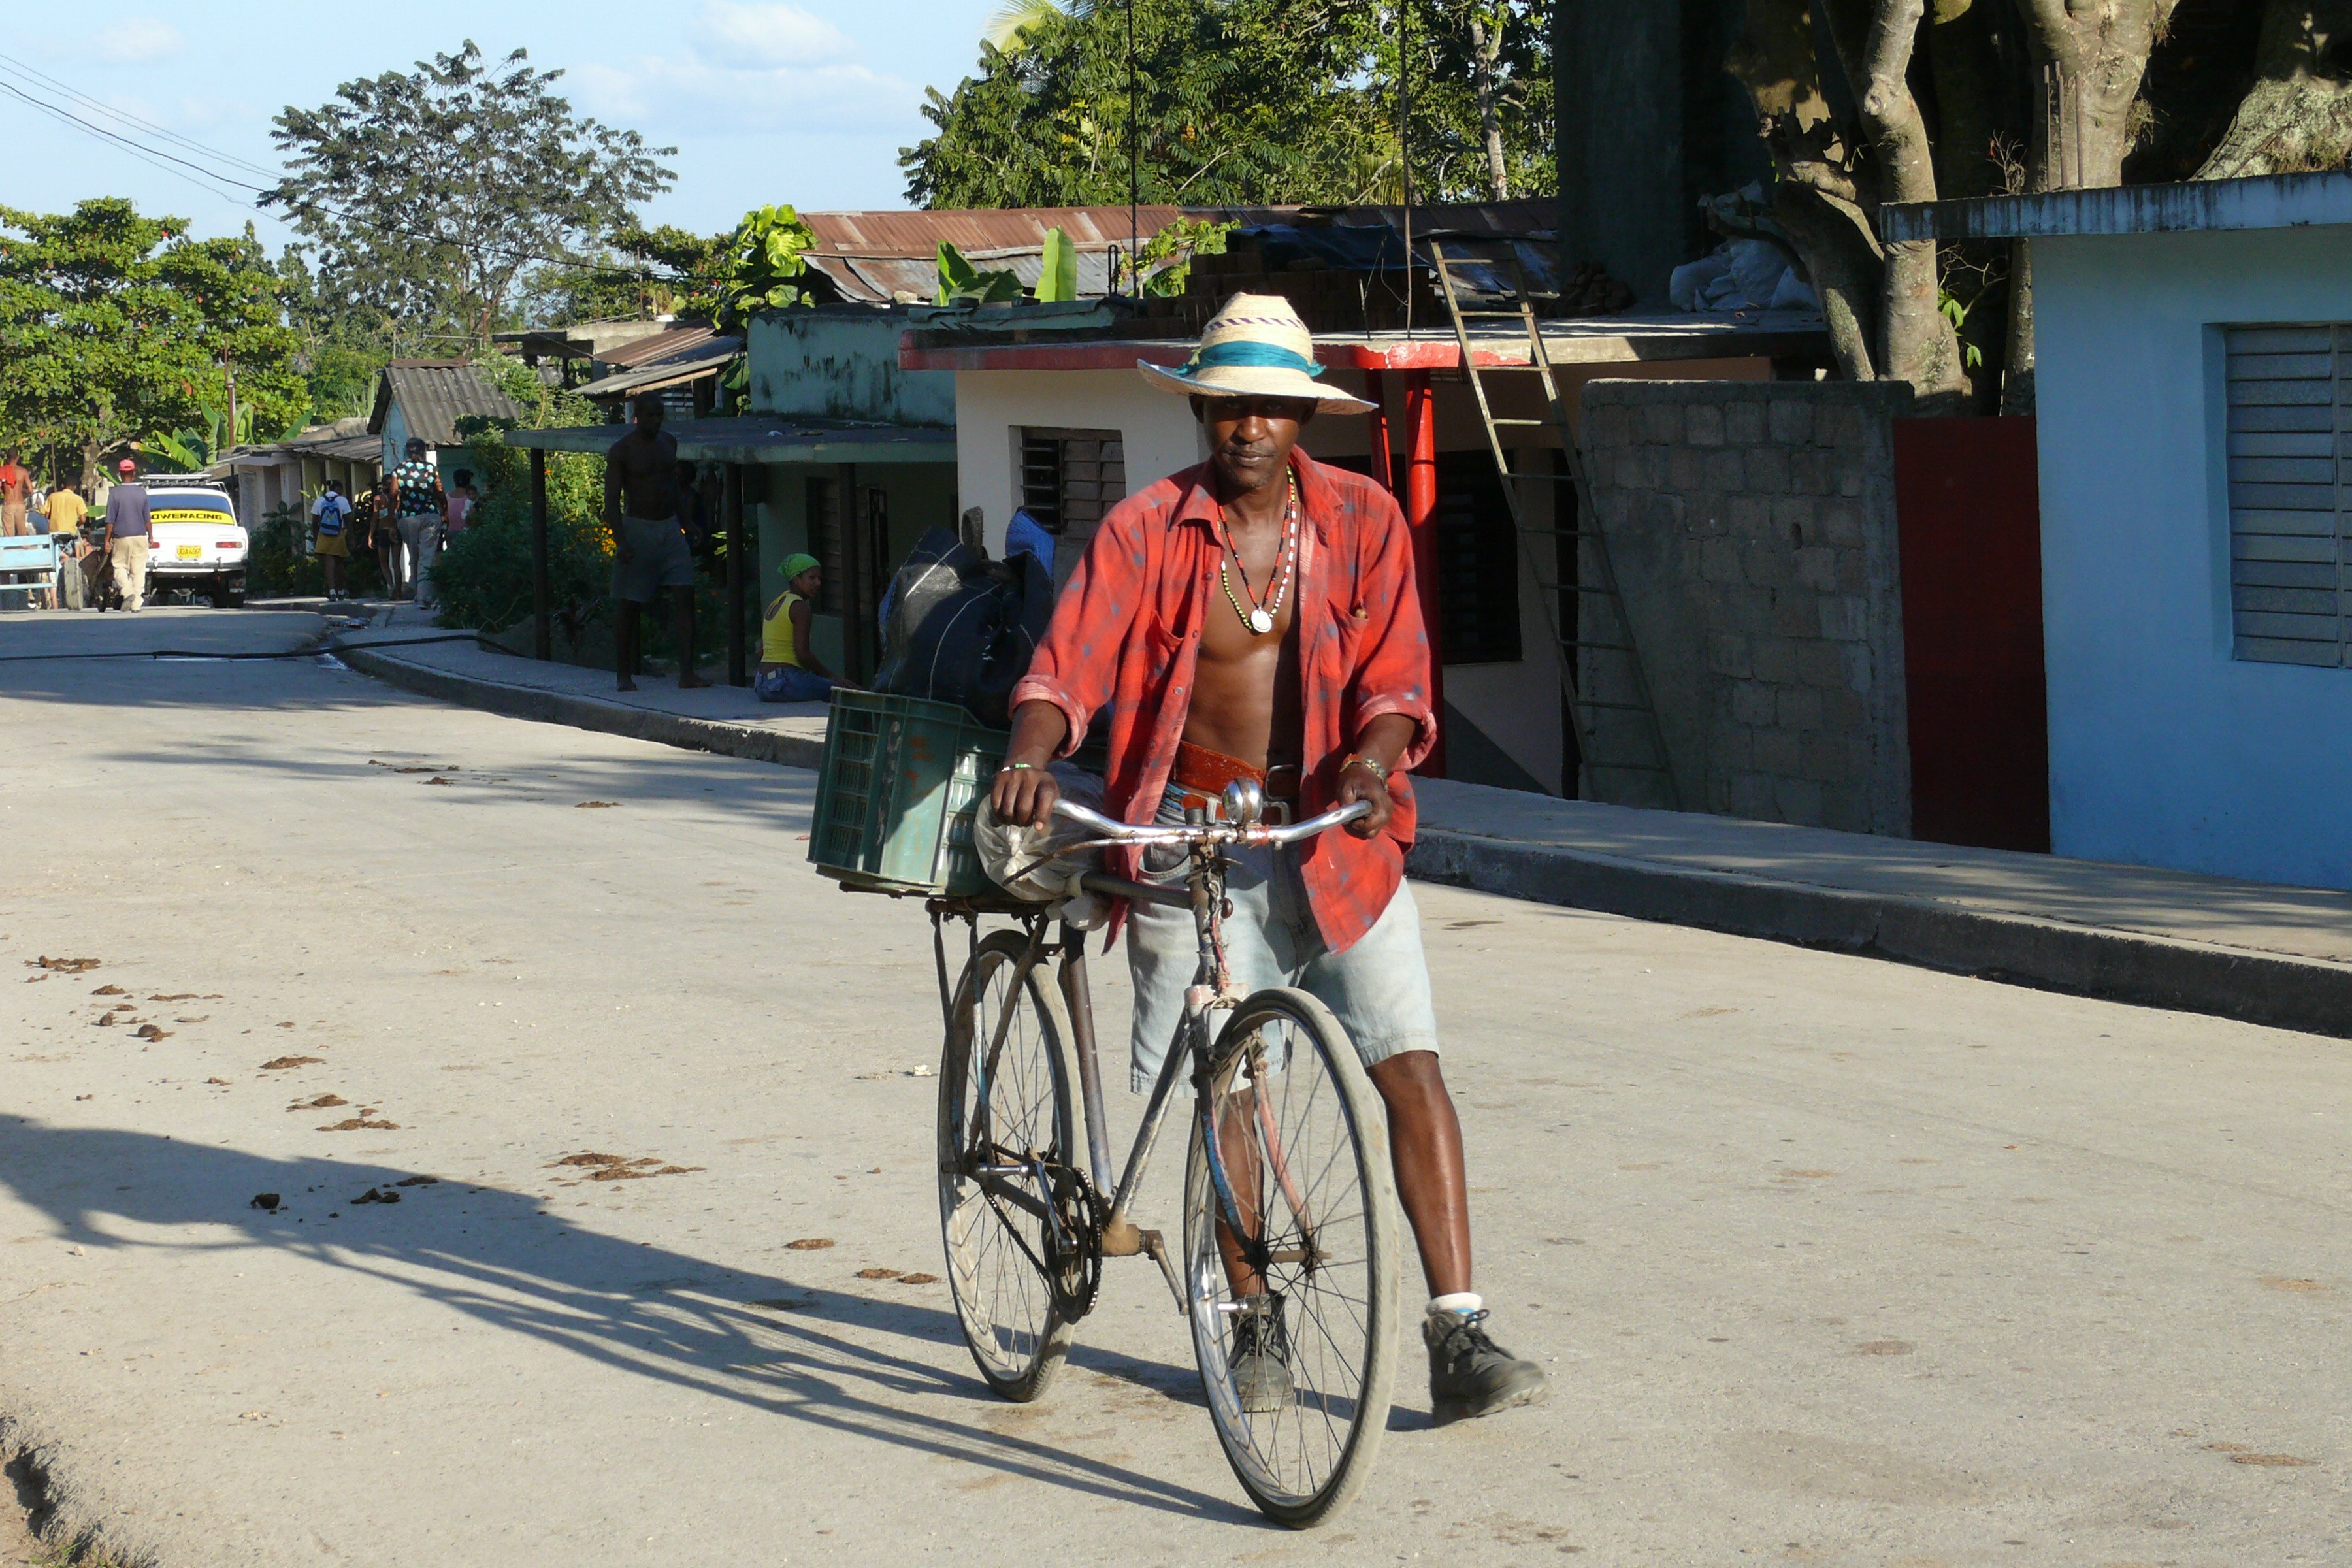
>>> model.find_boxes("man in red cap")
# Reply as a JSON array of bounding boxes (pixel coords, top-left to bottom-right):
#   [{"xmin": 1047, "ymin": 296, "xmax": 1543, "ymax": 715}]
[{"xmin": 99, "ymin": 459, "xmax": 151, "ymax": 612}]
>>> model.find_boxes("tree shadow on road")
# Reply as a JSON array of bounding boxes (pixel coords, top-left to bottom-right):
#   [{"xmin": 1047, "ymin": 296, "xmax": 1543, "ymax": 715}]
[{"xmin": 0, "ymin": 1118, "xmax": 1264, "ymax": 1528}]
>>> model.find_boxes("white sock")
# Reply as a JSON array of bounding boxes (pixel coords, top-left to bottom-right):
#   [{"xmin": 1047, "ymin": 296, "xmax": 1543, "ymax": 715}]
[{"xmin": 1428, "ymin": 1292, "xmax": 1482, "ymax": 1319}]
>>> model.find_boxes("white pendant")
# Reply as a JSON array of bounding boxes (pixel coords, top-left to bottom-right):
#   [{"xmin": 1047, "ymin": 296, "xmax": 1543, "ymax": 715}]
[{"xmin": 1248, "ymin": 608, "xmax": 1274, "ymax": 635}]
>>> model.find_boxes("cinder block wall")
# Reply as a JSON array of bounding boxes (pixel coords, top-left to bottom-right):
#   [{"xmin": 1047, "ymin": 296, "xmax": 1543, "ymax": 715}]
[{"xmin": 1580, "ymin": 380, "xmax": 1914, "ymax": 836}]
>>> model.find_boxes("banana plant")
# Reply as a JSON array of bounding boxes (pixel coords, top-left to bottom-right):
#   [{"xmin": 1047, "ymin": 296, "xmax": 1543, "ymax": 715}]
[
  {"xmin": 715, "ymin": 205, "xmax": 819, "ymax": 327},
  {"xmin": 936, "ymin": 241, "xmax": 1024, "ymax": 305},
  {"xmin": 1036, "ymin": 227, "xmax": 1077, "ymax": 303}
]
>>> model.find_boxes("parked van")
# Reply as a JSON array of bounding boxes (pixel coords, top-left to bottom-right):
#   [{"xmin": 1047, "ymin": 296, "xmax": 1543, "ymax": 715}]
[{"xmin": 139, "ymin": 475, "xmax": 248, "ymax": 607}]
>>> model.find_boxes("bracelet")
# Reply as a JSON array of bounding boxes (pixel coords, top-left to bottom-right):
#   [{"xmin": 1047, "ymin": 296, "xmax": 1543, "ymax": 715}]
[
  {"xmin": 1340, "ymin": 753, "xmax": 1390, "ymax": 783},
  {"xmin": 996, "ymin": 760, "xmax": 1039, "ymax": 774}
]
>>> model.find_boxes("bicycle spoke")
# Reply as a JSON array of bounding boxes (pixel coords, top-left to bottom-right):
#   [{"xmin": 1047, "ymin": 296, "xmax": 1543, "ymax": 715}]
[
  {"xmin": 938, "ymin": 932, "xmax": 1075, "ymax": 1401},
  {"xmin": 1186, "ymin": 996, "xmax": 1397, "ymax": 1525}
]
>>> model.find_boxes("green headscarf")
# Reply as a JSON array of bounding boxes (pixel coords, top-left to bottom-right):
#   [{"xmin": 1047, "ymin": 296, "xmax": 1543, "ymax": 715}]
[{"xmin": 779, "ymin": 553, "xmax": 821, "ymax": 582}]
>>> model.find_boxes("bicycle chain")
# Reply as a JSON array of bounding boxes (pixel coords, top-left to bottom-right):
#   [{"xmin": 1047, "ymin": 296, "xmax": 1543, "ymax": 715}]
[
  {"xmin": 1040, "ymin": 1162, "xmax": 1107, "ymax": 1322},
  {"xmin": 976, "ymin": 1147, "xmax": 1107, "ymax": 1324}
]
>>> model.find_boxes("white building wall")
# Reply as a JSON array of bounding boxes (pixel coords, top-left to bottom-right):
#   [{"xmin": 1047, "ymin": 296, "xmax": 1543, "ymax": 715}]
[
  {"xmin": 952, "ymin": 369, "xmax": 1205, "ymax": 553},
  {"xmin": 2036, "ymin": 223, "xmax": 2352, "ymax": 888}
]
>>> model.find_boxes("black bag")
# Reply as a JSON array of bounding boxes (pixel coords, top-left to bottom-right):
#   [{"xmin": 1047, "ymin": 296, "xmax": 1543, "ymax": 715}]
[{"xmin": 874, "ymin": 527, "xmax": 1055, "ymax": 728}]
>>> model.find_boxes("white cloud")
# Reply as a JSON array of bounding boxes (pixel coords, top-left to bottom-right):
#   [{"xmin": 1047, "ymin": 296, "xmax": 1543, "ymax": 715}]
[
  {"xmin": 691, "ymin": 1, "xmax": 855, "ymax": 69},
  {"xmin": 93, "ymin": 18, "xmax": 186, "ymax": 65},
  {"xmin": 570, "ymin": 4, "xmax": 916, "ymax": 142}
]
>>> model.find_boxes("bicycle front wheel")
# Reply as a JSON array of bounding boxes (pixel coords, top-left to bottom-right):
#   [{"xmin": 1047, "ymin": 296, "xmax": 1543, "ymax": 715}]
[
  {"xmin": 937, "ymin": 928, "xmax": 1079, "ymax": 1401},
  {"xmin": 1183, "ymin": 988, "xmax": 1399, "ymax": 1528}
]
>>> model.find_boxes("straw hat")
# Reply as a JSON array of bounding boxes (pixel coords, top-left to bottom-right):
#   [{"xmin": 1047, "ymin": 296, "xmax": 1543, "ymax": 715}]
[{"xmin": 1138, "ymin": 292, "xmax": 1376, "ymax": 414}]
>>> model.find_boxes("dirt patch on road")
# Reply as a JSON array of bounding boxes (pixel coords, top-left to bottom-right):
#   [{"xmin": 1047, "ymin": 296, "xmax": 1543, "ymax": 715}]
[{"xmin": 549, "ymin": 1152, "xmax": 702, "ymax": 1183}]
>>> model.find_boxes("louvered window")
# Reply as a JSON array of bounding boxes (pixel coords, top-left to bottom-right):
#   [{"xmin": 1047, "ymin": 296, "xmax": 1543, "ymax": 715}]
[
  {"xmin": 2225, "ymin": 325, "xmax": 2351, "ymax": 666},
  {"xmin": 1019, "ymin": 427, "xmax": 1125, "ymax": 592}
]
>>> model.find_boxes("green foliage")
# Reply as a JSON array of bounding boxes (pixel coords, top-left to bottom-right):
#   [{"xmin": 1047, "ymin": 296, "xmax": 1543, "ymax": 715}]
[
  {"xmin": 264, "ymin": 42, "xmax": 676, "ymax": 350},
  {"xmin": 936, "ymin": 240, "xmax": 1024, "ymax": 305},
  {"xmin": 246, "ymin": 500, "xmax": 324, "ymax": 598},
  {"xmin": 901, "ymin": 0, "xmax": 1554, "ymax": 208},
  {"xmin": 431, "ymin": 452, "xmax": 613, "ymax": 652},
  {"xmin": 1138, "ymin": 216, "xmax": 1233, "ymax": 297},
  {"xmin": 0, "ymin": 199, "xmax": 304, "ymax": 485},
  {"xmin": 244, "ymin": 500, "xmax": 386, "ymax": 598},
  {"xmin": 715, "ymin": 206, "xmax": 819, "ymax": 327},
  {"xmin": 1036, "ymin": 226, "xmax": 1077, "ymax": 302},
  {"xmin": 468, "ymin": 349, "xmax": 598, "ymax": 433},
  {"xmin": 1939, "ymin": 288, "xmax": 1987, "ymax": 373},
  {"xmin": 529, "ymin": 223, "xmax": 731, "ymax": 325}
]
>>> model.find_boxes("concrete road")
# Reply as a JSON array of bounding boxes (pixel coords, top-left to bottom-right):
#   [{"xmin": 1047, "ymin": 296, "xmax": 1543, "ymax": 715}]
[{"xmin": 2, "ymin": 608, "xmax": 2347, "ymax": 1568}]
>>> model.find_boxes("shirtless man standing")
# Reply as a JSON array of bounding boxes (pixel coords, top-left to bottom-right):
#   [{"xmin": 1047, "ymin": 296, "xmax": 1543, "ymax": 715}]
[
  {"xmin": 605, "ymin": 393, "xmax": 708, "ymax": 692},
  {"xmin": 992, "ymin": 295, "xmax": 1547, "ymax": 1427}
]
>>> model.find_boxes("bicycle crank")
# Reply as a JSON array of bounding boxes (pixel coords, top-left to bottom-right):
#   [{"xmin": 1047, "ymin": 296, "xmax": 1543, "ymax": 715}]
[{"xmin": 1038, "ymin": 1162, "xmax": 1107, "ymax": 1322}]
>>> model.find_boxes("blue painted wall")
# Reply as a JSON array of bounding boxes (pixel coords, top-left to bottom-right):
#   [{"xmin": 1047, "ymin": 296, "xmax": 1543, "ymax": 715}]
[{"xmin": 2036, "ymin": 224, "xmax": 2352, "ymax": 889}]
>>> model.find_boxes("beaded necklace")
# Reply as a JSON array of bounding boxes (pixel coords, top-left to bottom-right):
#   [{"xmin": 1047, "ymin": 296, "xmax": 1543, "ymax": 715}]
[{"xmin": 1218, "ymin": 472, "xmax": 1298, "ymax": 636}]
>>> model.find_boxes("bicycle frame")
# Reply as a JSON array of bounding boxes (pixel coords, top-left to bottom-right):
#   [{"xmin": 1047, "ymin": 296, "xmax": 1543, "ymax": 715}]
[{"xmin": 932, "ymin": 791, "xmax": 1368, "ymax": 1315}]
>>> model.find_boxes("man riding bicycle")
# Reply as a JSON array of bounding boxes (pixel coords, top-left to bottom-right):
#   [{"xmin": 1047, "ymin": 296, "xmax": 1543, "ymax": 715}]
[{"xmin": 990, "ymin": 293, "xmax": 1547, "ymax": 1428}]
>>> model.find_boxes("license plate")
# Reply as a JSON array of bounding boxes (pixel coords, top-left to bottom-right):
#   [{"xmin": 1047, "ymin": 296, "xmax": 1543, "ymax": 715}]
[{"xmin": 178, "ymin": 545, "xmax": 201, "ymax": 559}]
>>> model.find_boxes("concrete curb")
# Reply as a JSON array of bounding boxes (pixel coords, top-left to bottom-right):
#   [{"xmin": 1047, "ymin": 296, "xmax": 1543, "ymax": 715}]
[
  {"xmin": 336, "ymin": 644, "xmax": 827, "ymax": 772},
  {"xmin": 1407, "ymin": 828, "xmax": 2352, "ymax": 1041},
  {"xmin": 341, "ymin": 641, "xmax": 2352, "ymax": 1043}
]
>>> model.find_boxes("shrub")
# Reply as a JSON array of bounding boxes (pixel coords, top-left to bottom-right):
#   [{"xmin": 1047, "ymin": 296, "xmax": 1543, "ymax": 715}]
[
  {"xmin": 431, "ymin": 438, "xmax": 614, "ymax": 659},
  {"xmin": 245, "ymin": 501, "xmax": 321, "ymax": 598}
]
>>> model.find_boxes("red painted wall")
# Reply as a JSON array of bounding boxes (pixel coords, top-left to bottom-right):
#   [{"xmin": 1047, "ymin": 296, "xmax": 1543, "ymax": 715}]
[{"xmin": 1893, "ymin": 417, "xmax": 2050, "ymax": 853}]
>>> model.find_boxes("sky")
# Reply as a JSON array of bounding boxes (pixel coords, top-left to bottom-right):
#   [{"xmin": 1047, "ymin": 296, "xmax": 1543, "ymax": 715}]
[{"xmin": 3, "ymin": 0, "xmax": 1005, "ymax": 248}]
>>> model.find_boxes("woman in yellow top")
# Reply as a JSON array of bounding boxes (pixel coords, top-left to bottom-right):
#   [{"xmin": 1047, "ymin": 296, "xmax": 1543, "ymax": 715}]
[{"xmin": 755, "ymin": 553, "xmax": 840, "ymax": 704}]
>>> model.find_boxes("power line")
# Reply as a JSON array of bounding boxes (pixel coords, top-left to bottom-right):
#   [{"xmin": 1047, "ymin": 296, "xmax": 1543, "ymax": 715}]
[
  {"xmin": 0, "ymin": 69, "xmax": 681, "ymax": 286},
  {"xmin": 0, "ymin": 48, "xmax": 283, "ymax": 181},
  {"xmin": 0, "ymin": 78, "xmax": 253, "ymax": 206}
]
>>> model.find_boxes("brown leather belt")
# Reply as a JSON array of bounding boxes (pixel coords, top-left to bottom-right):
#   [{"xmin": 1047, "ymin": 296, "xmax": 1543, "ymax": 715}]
[{"xmin": 1172, "ymin": 740, "xmax": 1301, "ymax": 821}]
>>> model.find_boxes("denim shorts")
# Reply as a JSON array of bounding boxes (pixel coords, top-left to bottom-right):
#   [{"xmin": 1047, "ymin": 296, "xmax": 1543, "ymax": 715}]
[
  {"xmin": 755, "ymin": 665, "xmax": 836, "ymax": 704},
  {"xmin": 1124, "ymin": 786, "xmax": 1440, "ymax": 1092}
]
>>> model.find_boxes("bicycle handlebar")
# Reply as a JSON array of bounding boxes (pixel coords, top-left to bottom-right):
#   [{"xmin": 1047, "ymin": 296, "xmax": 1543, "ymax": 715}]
[{"xmin": 1051, "ymin": 796, "xmax": 1372, "ymax": 847}]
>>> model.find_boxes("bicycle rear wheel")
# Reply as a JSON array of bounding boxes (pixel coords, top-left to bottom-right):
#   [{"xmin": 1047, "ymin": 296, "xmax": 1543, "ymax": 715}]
[
  {"xmin": 937, "ymin": 928, "xmax": 1079, "ymax": 1401},
  {"xmin": 1183, "ymin": 988, "xmax": 1399, "ymax": 1527}
]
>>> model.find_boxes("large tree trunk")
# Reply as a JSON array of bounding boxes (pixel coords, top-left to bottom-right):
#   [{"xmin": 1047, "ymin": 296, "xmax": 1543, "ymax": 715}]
[
  {"xmin": 2006, "ymin": 0, "xmax": 2181, "ymax": 412},
  {"xmin": 2198, "ymin": 0, "xmax": 2352, "ymax": 177},
  {"xmin": 1855, "ymin": 0, "xmax": 1966, "ymax": 399},
  {"xmin": 1727, "ymin": 0, "xmax": 1885, "ymax": 382},
  {"xmin": 2021, "ymin": 0, "xmax": 2181, "ymax": 187}
]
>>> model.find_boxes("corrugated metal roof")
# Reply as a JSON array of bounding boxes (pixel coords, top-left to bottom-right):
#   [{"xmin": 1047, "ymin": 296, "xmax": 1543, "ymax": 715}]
[
  {"xmin": 806, "ymin": 206, "xmax": 1184, "ymax": 257},
  {"xmin": 367, "ymin": 361, "xmax": 521, "ymax": 444},
  {"xmin": 500, "ymin": 416, "xmax": 955, "ymax": 465},
  {"xmin": 213, "ymin": 417, "xmax": 382, "ymax": 471},
  {"xmin": 791, "ymin": 201, "xmax": 1561, "ymax": 304},
  {"xmin": 799, "ymin": 206, "xmax": 1186, "ymax": 303},
  {"xmin": 594, "ymin": 323, "xmax": 728, "ymax": 370},
  {"xmin": 579, "ymin": 338, "xmax": 742, "ymax": 402},
  {"xmin": 806, "ymin": 249, "xmax": 1131, "ymax": 304}
]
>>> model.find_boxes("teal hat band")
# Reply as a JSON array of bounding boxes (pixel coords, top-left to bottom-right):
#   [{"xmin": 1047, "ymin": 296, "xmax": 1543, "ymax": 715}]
[{"xmin": 1183, "ymin": 340, "xmax": 1326, "ymax": 378}]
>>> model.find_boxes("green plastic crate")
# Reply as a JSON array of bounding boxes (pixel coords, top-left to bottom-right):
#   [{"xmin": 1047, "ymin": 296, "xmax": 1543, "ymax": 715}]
[{"xmin": 809, "ymin": 689, "xmax": 1009, "ymax": 896}]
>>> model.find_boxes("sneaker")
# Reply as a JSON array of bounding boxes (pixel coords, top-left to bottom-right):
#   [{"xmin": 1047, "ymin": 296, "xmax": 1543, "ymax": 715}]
[
  {"xmin": 1228, "ymin": 1294, "xmax": 1294, "ymax": 1416},
  {"xmin": 1426, "ymin": 1308, "xmax": 1548, "ymax": 1426}
]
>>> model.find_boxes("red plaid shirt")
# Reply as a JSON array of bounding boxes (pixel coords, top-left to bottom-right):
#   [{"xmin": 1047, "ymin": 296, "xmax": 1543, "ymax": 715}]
[{"xmin": 1012, "ymin": 449, "xmax": 1437, "ymax": 953}]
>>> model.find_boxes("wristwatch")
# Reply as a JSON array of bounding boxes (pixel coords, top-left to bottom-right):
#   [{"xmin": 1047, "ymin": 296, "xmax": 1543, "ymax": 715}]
[{"xmin": 1339, "ymin": 753, "xmax": 1390, "ymax": 783}]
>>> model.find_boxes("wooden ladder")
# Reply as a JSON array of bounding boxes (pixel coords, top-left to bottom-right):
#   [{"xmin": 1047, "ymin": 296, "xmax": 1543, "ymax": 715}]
[{"xmin": 1428, "ymin": 243, "xmax": 1679, "ymax": 809}]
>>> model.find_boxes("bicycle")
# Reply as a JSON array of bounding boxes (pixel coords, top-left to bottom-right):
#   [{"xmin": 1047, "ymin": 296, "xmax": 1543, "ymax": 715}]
[{"xmin": 924, "ymin": 781, "xmax": 1399, "ymax": 1528}]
